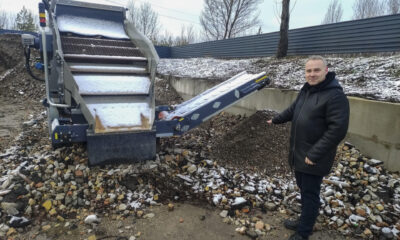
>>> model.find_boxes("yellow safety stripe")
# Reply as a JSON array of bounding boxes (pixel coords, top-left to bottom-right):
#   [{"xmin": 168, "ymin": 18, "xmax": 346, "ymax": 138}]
[{"xmin": 255, "ymin": 75, "xmax": 268, "ymax": 83}]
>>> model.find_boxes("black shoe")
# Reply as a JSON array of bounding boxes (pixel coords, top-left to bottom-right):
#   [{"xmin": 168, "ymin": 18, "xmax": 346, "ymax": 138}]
[
  {"xmin": 288, "ymin": 232, "xmax": 308, "ymax": 240},
  {"xmin": 284, "ymin": 218, "xmax": 299, "ymax": 231}
]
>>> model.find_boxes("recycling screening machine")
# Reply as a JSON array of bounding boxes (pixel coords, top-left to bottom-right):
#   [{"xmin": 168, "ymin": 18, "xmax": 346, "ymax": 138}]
[{"xmin": 21, "ymin": 0, "xmax": 270, "ymax": 165}]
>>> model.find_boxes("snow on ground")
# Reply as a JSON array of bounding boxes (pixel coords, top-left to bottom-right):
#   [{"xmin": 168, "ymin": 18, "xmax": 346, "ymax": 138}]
[
  {"xmin": 157, "ymin": 55, "xmax": 400, "ymax": 102},
  {"xmin": 57, "ymin": 15, "xmax": 129, "ymax": 39},
  {"xmin": 0, "ymin": 68, "xmax": 14, "ymax": 82}
]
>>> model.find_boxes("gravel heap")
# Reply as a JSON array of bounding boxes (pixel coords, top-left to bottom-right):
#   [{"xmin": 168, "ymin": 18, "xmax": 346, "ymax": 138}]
[
  {"xmin": 211, "ymin": 110, "xmax": 291, "ymax": 176},
  {"xmin": 0, "ymin": 109, "xmax": 399, "ymax": 239}
]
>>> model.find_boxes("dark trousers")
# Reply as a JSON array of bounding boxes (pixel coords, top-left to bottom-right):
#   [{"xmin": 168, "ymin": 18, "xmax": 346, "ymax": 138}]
[{"xmin": 295, "ymin": 171, "xmax": 323, "ymax": 238}]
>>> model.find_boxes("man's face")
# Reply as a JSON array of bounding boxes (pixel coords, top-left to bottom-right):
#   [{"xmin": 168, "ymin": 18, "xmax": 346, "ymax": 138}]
[{"xmin": 305, "ymin": 59, "xmax": 328, "ymax": 86}]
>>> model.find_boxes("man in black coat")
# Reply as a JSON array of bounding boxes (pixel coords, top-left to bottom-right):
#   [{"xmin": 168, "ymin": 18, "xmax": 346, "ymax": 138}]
[{"xmin": 267, "ymin": 55, "xmax": 350, "ymax": 240}]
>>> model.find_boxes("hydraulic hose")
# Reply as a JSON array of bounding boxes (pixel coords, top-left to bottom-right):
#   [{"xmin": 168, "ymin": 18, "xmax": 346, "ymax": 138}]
[
  {"xmin": 40, "ymin": 27, "xmax": 69, "ymax": 108},
  {"xmin": 24, "ymin": 46, "xmax": 45, "ymax": 82},
  {"xmin": 42, "ymin": 0, "xmax": 50, "ymax": 10}
]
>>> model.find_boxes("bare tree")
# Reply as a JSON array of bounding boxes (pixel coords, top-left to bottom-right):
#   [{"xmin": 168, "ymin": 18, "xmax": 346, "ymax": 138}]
[
  {"xmin": 0, "ymin": 11, "xmax": 9, "ymax": 29},
  {"xmin": 322, "ymin": 0, "xmax": 343, "ymax": 24},
  {"xmin": 276, "ymin": 0, "xmax": 290, "ymax": 58},
  {"xmin": 273, "ymin": 0, "xmax": 297, "ymax": 24},
  {"xmin": 0, "ymin": 3, "xmax": 6, "ymax": 29},
  {"xmin": 184, "ymin": 25, "xmax": 197, "ymax": 44},
  {"xmin": 0, "ymin": 6, "xmax": 17, "ymax": 30},
  {"xmin": 200, "ymin": 0, "xmax": 262, "ymax": 40},
  {"xmin": 174, "ymin": 25, "xmax": 197, "ymax": 46},
  {"xmin": 126, "ymin": 0, "xmax": 136, "ymax": 24},
  {"xmin": 353, "ymin": 0, "xmax": 386, "ymax": 19},
  {"xmin": 156, "ymin": 30, "xmax": 175, "ymax": 46},
  {"xmin": 127, "ymin": 2, "xmax": 160, "ymax": 41},
  {"xmin": 257, "ymin": 26, "xmax": 262, "ymax": 34},
  {"xmin": 387, "ymin": 0, "xmax": 400, "ymax": 14}
]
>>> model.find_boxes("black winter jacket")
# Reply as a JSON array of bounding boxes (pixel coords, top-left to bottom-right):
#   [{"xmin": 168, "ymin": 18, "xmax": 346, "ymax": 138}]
[{"xmin": 272, "ymin": 72, "xmax": 349, "ymax": 176}]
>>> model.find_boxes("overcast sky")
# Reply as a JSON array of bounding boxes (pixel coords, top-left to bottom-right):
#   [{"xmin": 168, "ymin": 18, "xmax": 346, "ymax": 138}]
[{"xmin": 1, "ymin": 0, "xmax": 359, "ymax": 36}]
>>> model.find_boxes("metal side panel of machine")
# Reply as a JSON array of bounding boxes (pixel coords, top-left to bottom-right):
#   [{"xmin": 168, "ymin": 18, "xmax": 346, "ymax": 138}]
[
  {"xmin": 155, "ymin": 71, "xmax": 270, "ymax": 137},
  {"xmin": 86, "ymin": 129, "xmax": 156, "ymax": 166}
]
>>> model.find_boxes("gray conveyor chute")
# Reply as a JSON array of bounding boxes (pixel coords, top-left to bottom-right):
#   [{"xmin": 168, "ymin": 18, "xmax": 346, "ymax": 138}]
[{"xmin": 155, "ymin": 71, "xmax": 270, "ymax": 137}]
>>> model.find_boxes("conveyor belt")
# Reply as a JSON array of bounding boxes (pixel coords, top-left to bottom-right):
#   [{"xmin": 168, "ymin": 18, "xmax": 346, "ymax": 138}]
[
  {"xmin": 61, "ymin": 36, "xmax": 135, "ymax": 48},
  {"xmin": 59, "ymin": 34, "xmax": 152, "ymax": 133},
  {"xmin": 64, "ymin": 54, "xmax": 147, "ymax": 61},
  {"xmin": 61, "ymin": 35, "xmax": 144, "ymax": 57},
  {"xmin": 74, "ymin": 74, "xmax": 151, "ymax": 95},
  {"xmin": 164, "ymin": 71, "xmax": 267, "ymax": 120},
  {"xmin": 69, "ymin": 63, "xmax": 147, "ymax": 74},
  {"xmin": 155, "ymin": 71, "xmax": 269, "ymax": 137}
]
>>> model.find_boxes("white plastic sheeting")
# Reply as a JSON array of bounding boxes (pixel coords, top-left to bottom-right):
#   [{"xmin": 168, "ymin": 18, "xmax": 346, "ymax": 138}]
[
  {"xmin": 74, "ymin": 74, "xmax": 151, "ymax": 95},
  {"xmin": 164, "ymin": 71, "xmax": 265, "ymax": 120},
  {"xmin": 57, "ymin": 15, "xmax": 129, "ymax": 39}
]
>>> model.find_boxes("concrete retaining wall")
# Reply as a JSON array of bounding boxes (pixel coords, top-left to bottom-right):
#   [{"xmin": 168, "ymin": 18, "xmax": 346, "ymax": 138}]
[{"xmin": 164, "ymin": 75, "xmax": 400, "ymax": 172}]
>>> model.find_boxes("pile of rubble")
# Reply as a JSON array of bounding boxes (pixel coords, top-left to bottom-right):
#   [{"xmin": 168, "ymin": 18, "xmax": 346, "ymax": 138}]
[
  {"xmin": 0, "ymin": 110, "xmax": 399, "ymax": 239},
  {"xmin": 210, "ymin": 110, "xmax": 291, "ymax": 176},
  {"xmin": 0, "ymin": 34, "xmax": 45, "ymax": 101},
  {"xmin": 315, "ymin": 143, "xmax": 399, "ymax": 239}
]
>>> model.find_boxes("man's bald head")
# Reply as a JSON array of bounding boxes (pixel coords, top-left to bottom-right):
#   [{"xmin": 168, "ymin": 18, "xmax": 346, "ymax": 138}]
[{"xmin": 305, "ymin": 55, "xmax": 328, "ymax": 86}]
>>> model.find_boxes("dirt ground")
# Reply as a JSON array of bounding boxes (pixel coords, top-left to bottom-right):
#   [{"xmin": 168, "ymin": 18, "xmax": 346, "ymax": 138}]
[
  {"xmin": 0, "ymin": 96, "xmax": 43, "ymax": 152},
  {"xmin": 0, "ymin": 34, "xmax": 45, "ymax": 152},
  {"xmin": 19, "ymin": 203, "xmax": 346, "ymax": 240},
  {"xmin": 0, "ymin": 34, "xmax": 352, "ymax": 240},
  {"xmin": 0, "ymin": 104, "xmax": 348, "ymax": 240}
]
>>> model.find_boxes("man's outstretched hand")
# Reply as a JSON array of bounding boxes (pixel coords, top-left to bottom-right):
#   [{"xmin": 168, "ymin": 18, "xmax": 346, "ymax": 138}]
[
  {"xmin": 267, "ymin": 119, "xmax": 272, "ymax": 125},
  {"xmin": 305, "ymin": 157, "xmax": 315, "ymax": 165}
]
